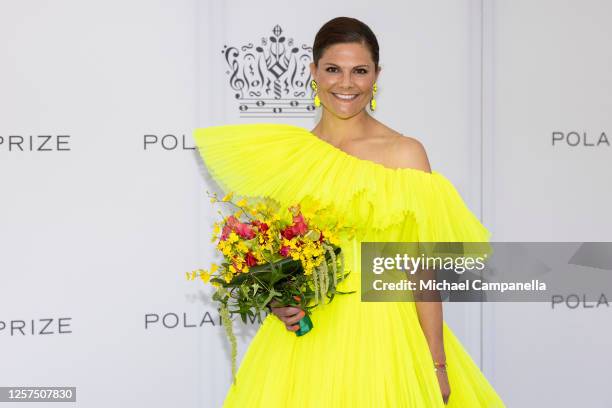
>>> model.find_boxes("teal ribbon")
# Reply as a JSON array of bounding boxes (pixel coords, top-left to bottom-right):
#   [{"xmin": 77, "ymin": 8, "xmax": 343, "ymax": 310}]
[{"xmin": 295, "ymin": 313, "xmax": 313, "ymax": 336}]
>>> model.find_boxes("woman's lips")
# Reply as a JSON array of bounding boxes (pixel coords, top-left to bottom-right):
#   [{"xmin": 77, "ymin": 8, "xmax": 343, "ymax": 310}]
[{"xmin": 332, "ymin": 93, "xmax": 359, "ymax": 101}]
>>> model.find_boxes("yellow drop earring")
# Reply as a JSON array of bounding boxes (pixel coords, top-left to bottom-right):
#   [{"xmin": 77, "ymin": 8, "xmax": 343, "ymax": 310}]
[
  {"xmin": 311, "ymin": 80, "xmax": 321, "ymax": 108},
  {"xmin": 370, "ymin": 83, "xmax": 378, "ymax": 111}
]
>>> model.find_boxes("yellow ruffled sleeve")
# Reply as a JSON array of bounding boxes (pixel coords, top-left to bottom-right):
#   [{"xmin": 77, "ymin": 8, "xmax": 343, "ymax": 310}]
[
  {"xmin": 194, "ymin": 123, "xmax": 491, "ymax": 244},
  {"xmin": 194, "ymin": 123, "xmax": 309, "ymax": 198},
  {"xmin": 405, "ymin": 171, "xmax": 491, "ymax": 243}
]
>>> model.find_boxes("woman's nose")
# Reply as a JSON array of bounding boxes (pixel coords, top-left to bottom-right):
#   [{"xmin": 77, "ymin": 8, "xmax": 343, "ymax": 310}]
[{"xmin": 340, "ymin": 72, "xmax": 353, "ymax": 88}]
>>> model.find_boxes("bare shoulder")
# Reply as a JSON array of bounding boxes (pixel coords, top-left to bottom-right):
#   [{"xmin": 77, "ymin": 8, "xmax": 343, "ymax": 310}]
[
  {"xmin": 380, "ymin": 128, "xmax": 431, "ymax": 173},
  {"xmin": 391, "ymin": 134, "xmax": 431, "ymax": 172}
]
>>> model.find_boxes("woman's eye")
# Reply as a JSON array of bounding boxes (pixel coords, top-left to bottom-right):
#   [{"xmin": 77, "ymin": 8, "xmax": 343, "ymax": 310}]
[
  {"xmin": 355, "ymin": 68, "xmax": 368, "ymax": 74},
  {"xmin": 325, "ymin": 67, "xmax": 339, "ymax": 73}
]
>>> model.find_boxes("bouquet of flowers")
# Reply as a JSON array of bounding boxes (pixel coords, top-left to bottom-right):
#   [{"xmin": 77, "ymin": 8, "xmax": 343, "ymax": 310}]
[{"xmin": 186, "ymin": 191, "xmax": 355, "ymax": 382}]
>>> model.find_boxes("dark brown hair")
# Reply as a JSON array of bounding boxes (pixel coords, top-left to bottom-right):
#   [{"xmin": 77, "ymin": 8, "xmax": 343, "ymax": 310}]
[{"xmin": 313, "ymin": 17, "xmax": 380, "ymax": 69}]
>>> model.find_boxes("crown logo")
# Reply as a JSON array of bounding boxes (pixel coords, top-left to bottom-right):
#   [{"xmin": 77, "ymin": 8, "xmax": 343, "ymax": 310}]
[{"xmin": 222, "ymin": 25, "xmax": 315, "ymax": 118}]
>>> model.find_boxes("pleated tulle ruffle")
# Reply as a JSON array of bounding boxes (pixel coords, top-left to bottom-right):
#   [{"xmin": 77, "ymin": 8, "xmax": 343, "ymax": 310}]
[{"xmin": 194, "ymin": 123, "xmax": 491, "ymax": 243}]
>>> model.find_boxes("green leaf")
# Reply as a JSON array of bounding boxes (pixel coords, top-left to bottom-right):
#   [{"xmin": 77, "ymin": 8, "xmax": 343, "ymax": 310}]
[{"xmin": 240, "ymin": 284, "xmax": 249, "ymax": 299}]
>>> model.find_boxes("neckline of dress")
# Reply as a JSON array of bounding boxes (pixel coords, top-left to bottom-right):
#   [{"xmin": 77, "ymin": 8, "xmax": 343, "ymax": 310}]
[{"xmin": 288, "ymin": 124, "xmax": 435, "ymax": 176}]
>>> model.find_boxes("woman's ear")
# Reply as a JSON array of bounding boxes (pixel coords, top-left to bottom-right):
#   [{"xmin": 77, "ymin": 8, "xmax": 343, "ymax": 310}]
[
  {"xmin": 375, "ymin": 65, "xmax": 382, "ymax": 82},
  {"xmin": 309, "ymin": 62, "xmax": 317, "ymax": 81}
]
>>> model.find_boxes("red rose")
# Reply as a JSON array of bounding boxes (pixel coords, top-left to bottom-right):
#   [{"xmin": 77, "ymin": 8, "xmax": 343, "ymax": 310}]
[
  {"xmin": 281, "ymin": 226, "xmax": 296, "ymax": 240},
  {"xmin": 235, "ymin": 222, "xmax": 255, "ymax": 239},
  {"xmin": 280, "ymin": 213, "xmax": 309, "ymax": 240},
  {"xmin": 244, "ymin": 251, "xmax": 257, "ymax": 267},
  {"xmin": 226, "ymin": 215, "xmax": 240, "ymax": 227},
  {"xmin": 220, "ymin": 215, "xmax": 240, "ymax": 241},
  {"xmin": 220, "ymin": 224, "xmax": 232, "ymax": 241},
  {"xmin": 251, "ymin": 220, "xmax": 269, "ymax": 233},
  {"xmin": 279, "ymin": 245, "xmax": 290, "ymax": 257},
  {"xmin": 292, "ymin": 213, "xmax": 308, "ymax": 235}
]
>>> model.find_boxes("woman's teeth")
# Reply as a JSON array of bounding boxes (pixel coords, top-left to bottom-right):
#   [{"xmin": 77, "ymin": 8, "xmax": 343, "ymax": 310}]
[{"xmin": 333, "ymin": 93, "xmax": 358, "ymax": 100}]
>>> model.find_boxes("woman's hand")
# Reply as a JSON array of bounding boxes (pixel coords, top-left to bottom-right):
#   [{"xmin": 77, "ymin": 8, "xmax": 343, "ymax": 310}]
[
  {"xmin": 436, "ymin": 369, "xmax": 451, "ymax": 404},
  {"xmin": 269, "ymin": 297, "xmax": 305, "ymax": 332}
]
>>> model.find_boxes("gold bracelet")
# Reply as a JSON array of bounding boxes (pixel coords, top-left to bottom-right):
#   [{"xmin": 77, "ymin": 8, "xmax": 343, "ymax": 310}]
[{"xmin": 433, "ymin": 361, "xmax": 447, "ymax": 372}]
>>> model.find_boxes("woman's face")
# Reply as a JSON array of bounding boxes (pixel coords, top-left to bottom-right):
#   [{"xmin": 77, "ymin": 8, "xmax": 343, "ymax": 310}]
[{"xmin": 311, "ymin": 42, "xmax": 379, "ymax": 119}]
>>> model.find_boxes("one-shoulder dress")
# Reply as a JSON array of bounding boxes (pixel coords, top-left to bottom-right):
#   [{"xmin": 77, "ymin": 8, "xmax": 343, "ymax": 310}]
[{"xmin": 194, "ymin": 123, "xmax": 505, "ymax": 407}]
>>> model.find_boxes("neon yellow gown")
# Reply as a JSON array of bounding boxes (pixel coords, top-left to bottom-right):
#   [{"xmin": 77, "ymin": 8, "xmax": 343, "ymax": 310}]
[{"xmin": 194, "ymin": 123, "xmax": 505, "ymax": 407}]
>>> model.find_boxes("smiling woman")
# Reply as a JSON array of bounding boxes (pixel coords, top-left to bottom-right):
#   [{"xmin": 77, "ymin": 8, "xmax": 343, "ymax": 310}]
[
  {"xmin": 310, "ymin": 17, "xmax": 380, "ymax": 119},
  {"xmin": 312, "ymin": 41, "xmax": 376, "ymax": 117},
  {"xmin": 194, "ymin": 16, "xmax": 506, "ymax": 408}
]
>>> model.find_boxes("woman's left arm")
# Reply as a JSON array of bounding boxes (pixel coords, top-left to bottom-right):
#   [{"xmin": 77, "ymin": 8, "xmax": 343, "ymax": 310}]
[
  {"xmin": 414, "ymin": 268, "xmax": 451, "ymax": 404},
  {"xmin": 415, "ymin": 291, "xmax": 446, "ymax": 363}
]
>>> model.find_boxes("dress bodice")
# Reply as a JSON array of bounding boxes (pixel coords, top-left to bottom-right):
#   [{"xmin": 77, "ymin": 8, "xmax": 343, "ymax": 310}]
[{"xmin": 194, "ymin": 123, "xmax": 490, "ymax": 244}]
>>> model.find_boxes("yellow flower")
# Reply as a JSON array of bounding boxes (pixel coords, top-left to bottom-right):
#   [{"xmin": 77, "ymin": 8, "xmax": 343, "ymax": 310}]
[
  {"xmin": 217, "ymin": 240, "xmax": 227, "ymax": 251},
  {"xmin": 211, "ymin": 281, "xmax": 220, "ymax": 287},
  {"xmin": 224, "ymin": 273, "xmax": 232, "ymax": 283},
  {"xmin": 322, "ymin": 229, "xmax": 339, "ymax": 246},
  {"xmin": 229, "ymin": 264, "xmax": 236, "ymax": 273},
  {"xmin": 213, "ymin": 223, "xmax": 220, "ymax": 234},
  {"xmin": 210, "ymin": 263, "xmax": 219, "ymax": 273},
  {"xmin": 236, "ymin": 198, "xmax": 247, "ymax": 207},
  {"xmin": 222, "ymin": 192, "xmax": 234, "ymax": 202},
  {"xmin": 227, "ymin": 232, "xmax": 239, "ymax": 244},
  {"xmin": 199, "ymin": 270, "xmax": 211, "ymax": 283}
]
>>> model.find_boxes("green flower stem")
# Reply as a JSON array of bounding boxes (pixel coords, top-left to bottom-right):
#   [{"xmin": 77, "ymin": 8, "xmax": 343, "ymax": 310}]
[{"xmin": 219, "ymin": 302, "xmax": 237, "ymax": 384}]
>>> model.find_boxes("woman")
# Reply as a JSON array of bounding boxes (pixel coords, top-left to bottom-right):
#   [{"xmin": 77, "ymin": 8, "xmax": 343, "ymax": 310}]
[{"xmin": 195, "ymin": 16, "xmax": 505, "ymax": 407}]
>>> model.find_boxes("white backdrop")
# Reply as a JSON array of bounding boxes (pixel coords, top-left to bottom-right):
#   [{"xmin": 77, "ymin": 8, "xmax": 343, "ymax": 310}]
[
  {"xmin": 1, "ymin": 1, "xmax": 610, "ymax": 407},
  {"xmin": 482, "ymin": 1, "xmax": 612, "ymax": 407}
]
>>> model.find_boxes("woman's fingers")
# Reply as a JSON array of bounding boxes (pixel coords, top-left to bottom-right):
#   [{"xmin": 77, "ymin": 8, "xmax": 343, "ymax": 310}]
[
  {"xmin": 270, "ymin": 306, "xmax": 302, "ymax": 318},
  {"xmin": 284, "ymin": 309, "xmax": 306, "ymax": 325},
  {"xmin": 435, "ymin": 370, "xmax": 451, "ymax": 404},
  {"xmin": 269, "ymin": 306, "xmax": 305, "ymax": 331},
  {"xmin": 268, "ymin": 297, "xmax": 305, "ymax": 331},
  {"xmin": 285, "ymin": 323, "xmax": 299, "ymax": 331}
]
